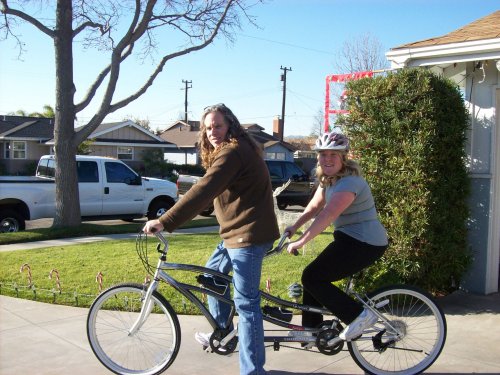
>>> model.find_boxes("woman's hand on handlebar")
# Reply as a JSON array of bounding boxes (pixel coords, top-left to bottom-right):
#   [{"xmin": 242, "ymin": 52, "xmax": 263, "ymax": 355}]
[{"xmin": 142, "ymin": 219, "xmax": 164, "ymax": 234}]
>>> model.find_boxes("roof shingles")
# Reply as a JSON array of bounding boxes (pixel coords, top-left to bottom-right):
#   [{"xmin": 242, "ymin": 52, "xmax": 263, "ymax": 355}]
[{"xmin": 392, "ymin": 10, "xmax": 500, "ymax": 50}]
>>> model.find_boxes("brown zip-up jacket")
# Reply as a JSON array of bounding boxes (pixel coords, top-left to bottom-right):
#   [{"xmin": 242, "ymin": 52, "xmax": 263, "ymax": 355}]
[{"xmin": 159, "ymin": 138, "xmax": 279, "ymax": 248}]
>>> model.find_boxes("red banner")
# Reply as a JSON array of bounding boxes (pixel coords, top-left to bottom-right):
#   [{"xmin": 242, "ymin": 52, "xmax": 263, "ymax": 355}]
[{"xmin": 324, "ymin": 71, "xmax": 374, "ymax": 132}]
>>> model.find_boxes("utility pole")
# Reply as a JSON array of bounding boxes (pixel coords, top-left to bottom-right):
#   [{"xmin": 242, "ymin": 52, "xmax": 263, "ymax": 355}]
[
  {"xmin": 280, "ymin": 66, "xmax": 292, "ymax": 141},
  {"xmin": 181, "ymin": 80, "xmax": 192, "ymax": 123}
]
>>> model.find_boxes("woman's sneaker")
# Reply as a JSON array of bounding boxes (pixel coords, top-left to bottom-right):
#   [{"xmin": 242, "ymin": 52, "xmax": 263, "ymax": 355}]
[{"xmin": 339, "ymin": 308, "xmax": 378, "ymax": 341}]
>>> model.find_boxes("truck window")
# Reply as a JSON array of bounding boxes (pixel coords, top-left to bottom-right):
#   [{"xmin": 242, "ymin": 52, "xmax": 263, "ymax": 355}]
[
  {"xmin": 105, "ymin": 161, "xmax": 138, "ymax": 183},
  {"xmin": 77, "ymin": 161, "xmax": 99, "ymax": 183},
  {"xmin": 37, "ymin": 158, "xmax": 55, "ymax": 178},
  {"xmin": 284, "ymin": 162, "xmax": 304, "ymax": 179},
  {"xmin": 266, "ymin": 161, "xmax": 283, "ymax": 179},
  {"xmin": 36, "ymin": 158, "xmax": 49, "ymax": 177}
]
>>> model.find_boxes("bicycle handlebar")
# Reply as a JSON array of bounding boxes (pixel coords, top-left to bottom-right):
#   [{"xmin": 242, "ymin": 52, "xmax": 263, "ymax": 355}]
[
  {"xmin": 147, "ymin": 230, "xmax": 293, "ymax": 258},
  {"xmin": 265, "ymin": 232, "xmax": 291, "ymax": 257}
]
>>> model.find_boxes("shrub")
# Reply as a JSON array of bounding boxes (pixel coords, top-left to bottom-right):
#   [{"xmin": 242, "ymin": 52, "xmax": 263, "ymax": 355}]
[{"xmin": 337, "ymin": 68, "xmax": 471, "ymax": 294}]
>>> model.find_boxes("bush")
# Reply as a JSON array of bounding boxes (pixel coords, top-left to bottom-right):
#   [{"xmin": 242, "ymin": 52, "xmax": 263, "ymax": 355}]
[{"xmin": 337, "ymin": 68, "xmax": 471, "ymax": 294}]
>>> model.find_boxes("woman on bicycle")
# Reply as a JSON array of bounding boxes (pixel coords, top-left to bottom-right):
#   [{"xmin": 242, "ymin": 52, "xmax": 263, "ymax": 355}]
[
  {"xmin": 143, "ymin": 103, "xmax": 279, "ymax": 375},
  {"xmin": 284, "ymin": 132, "xmax": 388, "ymax": 342}
]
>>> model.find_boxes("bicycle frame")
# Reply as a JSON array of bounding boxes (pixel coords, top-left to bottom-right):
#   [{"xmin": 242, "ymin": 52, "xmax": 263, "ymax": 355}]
[{"xmin": 134, "ymin": 231, "xmax": 396, "ymax": 349}]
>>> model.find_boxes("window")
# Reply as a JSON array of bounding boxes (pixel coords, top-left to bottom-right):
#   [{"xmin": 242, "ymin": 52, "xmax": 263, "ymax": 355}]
[
  {"xmin": 77, "ymin": 161, "xmax": 99, "ymax": 183},
  {"xmin": 266, "ymin": 161, "xmax": 283, "ymax": 179},
  {"xmin": 5, "ymin": 141, "xmax": 27, "ymax": 159},
  {"xmin": 284, "ymin": 162, "xmax": 304, "ymax": 179},
  {"xmin": 105, "ymin": 161, "xmax": 138, "ymax": 183},
  {"xmin": 265, "ymin": 152, "xmax": 285, "ymax": 160},
  {"xmin": 117, "ymin": 146, "xmax": 133, "ymax": 160},
  {"xmin": 36, "ymin": 158, "xmax": 55, "ymax": 178}
]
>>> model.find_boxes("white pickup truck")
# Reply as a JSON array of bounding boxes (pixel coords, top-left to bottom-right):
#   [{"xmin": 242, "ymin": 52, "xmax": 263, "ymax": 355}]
[{"xmin": 0, "ymin": 155, "xmax": 178, "ymax": 232}]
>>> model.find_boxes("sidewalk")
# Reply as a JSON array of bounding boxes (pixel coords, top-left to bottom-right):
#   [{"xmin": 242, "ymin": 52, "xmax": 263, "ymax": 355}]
[
  {"xmin": 1, "ymin": 232, "xmax": 500, "ymax": 374},
  {"xmin": 1, "ymin": 292, "xmax": 499, "ymax": 375},
  {"xmin": 0, "ymin": 226, "xmax": 220, "ymax": 252}
]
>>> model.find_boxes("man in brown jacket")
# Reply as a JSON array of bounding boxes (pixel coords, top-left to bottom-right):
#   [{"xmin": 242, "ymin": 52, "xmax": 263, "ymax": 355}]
[{"xmin": 143, "ymin": 103, "xmax": 279, "ymax": 375}]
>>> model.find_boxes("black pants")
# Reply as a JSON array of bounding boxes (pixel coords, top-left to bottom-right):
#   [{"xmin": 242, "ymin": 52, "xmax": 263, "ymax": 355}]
[{"xmin": 301, "ymin": 231, "xmax": 387, "ymax": 328}]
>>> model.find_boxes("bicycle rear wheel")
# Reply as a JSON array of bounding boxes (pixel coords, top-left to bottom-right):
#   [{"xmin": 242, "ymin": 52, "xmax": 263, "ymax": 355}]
[
  {"xmin": 87, "ymin": 283, "xmax": 181, "ymax": 375},
  {"xmin": 348, "ymin": 285, "xmax": 446, "ymax": 375}
]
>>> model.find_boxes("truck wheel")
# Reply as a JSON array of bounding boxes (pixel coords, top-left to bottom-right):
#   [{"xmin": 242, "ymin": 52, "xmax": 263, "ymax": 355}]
[
  {"xmin": 0, "ymin": 210, "xmax": 26, "ymax": 233},
  {"xmin": 277, "ymin": 202, "xmax": 287, "ymax": 210},
  {"xmin": 200, "ymin": 206, "xmax": 214, "ymax": 217},
  {"xmin": 147, "ymin": 200, "xmax": 174, "ymax": 220}
]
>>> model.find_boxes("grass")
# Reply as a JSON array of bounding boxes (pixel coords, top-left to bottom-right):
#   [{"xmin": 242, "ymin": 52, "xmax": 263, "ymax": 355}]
[
  {"xmin": 0, "ymin": 217, "xmax": 218, "ymax": 245},
  {"xmin": 0, "ymin": 230, "xmax": 333, "ymax": 314}
]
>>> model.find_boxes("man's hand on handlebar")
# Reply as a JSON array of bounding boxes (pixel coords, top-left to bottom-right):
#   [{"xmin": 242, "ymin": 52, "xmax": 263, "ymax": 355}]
[{"xmin": 143, "ymin": 219, "xmax": 164, "ymax": 234}]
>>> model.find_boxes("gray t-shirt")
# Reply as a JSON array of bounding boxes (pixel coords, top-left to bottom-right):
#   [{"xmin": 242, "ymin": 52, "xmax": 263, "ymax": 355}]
[{"xmin": 325, "ymin": 175, "xmax": 388, "ymax": 246}]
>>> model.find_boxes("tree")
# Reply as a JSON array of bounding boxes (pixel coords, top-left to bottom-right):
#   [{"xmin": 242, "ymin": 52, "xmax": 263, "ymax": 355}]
[
  {"xmin": 334, "ymin": 32, "xmax": 389, "ymax": 73},
  {"xmin": 310, "ymin": 107, "xmax": 324, "ymax": 137},
  {"xmin": 1, "ymin": 0, "xmax": 260, "ymax": 229},
  {"xmin": 9, "ymin": 104, "xmax": 55, "ymax": 117}
]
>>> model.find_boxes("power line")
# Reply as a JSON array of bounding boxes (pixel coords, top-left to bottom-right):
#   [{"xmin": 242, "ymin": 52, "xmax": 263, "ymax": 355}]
[{"xmin": 238, "ymin": 33, "xmax": 335, "ymax": 55}]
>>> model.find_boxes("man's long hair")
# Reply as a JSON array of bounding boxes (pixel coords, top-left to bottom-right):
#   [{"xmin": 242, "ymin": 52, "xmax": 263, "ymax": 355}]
[{"xmin": 198, "ymin": 103, "xmax": 261, "ymax": 169}]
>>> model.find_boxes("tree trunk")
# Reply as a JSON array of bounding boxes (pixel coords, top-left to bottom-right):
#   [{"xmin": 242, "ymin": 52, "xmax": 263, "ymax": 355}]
[{"xmin": 52, "ymin": 0, "xmax": 81, "ymax": 229}]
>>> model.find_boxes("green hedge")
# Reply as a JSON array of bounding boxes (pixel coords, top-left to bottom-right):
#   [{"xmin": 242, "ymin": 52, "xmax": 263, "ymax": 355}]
[{"xmin": 337, "ymin": 68, "xmax": 471, "ymax": 294}]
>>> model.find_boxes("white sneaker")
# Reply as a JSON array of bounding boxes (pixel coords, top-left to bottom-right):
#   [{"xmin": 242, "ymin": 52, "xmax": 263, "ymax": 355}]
[
  {"xmin": 339, "ymin": 308, "xmax": 378, "ymax": 341},
  {"xmin": 195, "ymin": 332, "xmax": 229, "ymax": 353},
  {"xmin": 195, "ymin": 332, "xmax": 211, "ymax": 348}
]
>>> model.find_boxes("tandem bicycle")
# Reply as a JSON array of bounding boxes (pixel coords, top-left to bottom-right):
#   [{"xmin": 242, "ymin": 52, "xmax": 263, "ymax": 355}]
[{"xmin": 86, "ymin": 231, "xmax": 446, "ymax": 375}]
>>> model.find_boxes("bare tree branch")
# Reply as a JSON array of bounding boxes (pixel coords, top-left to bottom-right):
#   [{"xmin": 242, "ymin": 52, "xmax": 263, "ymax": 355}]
[{"xmin": 1, "ymin": 1, "xmax": 55, "ymax": 37}]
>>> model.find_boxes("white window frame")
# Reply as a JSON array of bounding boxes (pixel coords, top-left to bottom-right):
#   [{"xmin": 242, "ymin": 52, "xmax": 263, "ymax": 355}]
[
  {"xmin": 8, "ymin": 141, "xmax": 27, "ymax": 159},
  {"xmin": 117, "ymin": 146, "xmax": 133, "ymax": 160}
]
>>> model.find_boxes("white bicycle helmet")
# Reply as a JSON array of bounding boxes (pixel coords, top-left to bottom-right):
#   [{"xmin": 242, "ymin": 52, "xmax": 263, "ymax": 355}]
[{"xmin": 314, "ymin": 132, "xmax": 350, "ymax": 151}]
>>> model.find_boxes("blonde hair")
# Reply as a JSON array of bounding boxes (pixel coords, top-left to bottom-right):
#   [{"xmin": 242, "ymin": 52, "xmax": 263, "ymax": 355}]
[
  {"xmin": 198, "ymin": 104, "xmax": 261, "ymax": 169},
  {"xmin": 316, "ymin": 151, "xmax": 362, "ymax": 187}
]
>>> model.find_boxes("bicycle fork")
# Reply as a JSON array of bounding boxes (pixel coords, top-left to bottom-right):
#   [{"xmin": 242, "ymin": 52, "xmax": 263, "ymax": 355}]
[{"xmin": 128, "ymin": 279, "xmax": 159, "ymax": 336}]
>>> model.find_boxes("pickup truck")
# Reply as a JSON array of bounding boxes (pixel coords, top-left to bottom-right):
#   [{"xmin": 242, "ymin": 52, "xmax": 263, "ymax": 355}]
[
  {"xmin": 0, "ymin": 155, "xmax": 178, "ymax": 232},
  {"xmin": 176, "ymin": 159, "xmax": 315, "ymax": 215}
]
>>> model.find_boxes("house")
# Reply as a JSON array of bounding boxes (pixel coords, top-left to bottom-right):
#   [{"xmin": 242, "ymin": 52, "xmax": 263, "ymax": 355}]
[
  {"xmin": 386, "ymin": 10, "xmax": 500, "ymax": 294},
  {"xmin": 159, "ymin": 117, "xmax": 296, "ymax": 165},
  {"xmin": 0, "ymin": 116, "xmax": 55, "ymax": 174},
  {"xmin": 0, "ymin": 116, "xmax": 174, "ymax": 175},
  {"xmin": 70, "ymin": 120, "xmax": 175, "ymax": 172}
]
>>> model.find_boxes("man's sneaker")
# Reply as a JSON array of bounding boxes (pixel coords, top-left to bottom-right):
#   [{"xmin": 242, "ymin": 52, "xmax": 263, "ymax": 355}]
[
  {"xmin": 195, "ymin": 332, "xmax": 211, "ymax": 348},
  {"xmin": 195, "ymin": 332, "xmax": 228, "ymax": 353},
  {"xmin": 339, "ymin": 308, "xmax": 378, "ymax": 341}
]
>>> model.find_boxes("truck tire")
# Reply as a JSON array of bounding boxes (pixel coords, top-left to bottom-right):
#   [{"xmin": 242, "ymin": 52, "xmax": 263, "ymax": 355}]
[
  {"xmin": 0, "ymin": 209, "xmax": 26, "ymax": 233},
  {"xmin": 200, "ymin": 206, "xmax": 214, "ymax": 217},
  {"xmin": 147, "ymin": 199, "xmax": 175, "ymax": 220}
]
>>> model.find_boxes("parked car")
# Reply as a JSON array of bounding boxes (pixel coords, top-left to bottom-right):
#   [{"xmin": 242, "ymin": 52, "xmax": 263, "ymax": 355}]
[
  {"xmin": 0, "ymin": 155, "xmax": 178, "ymax": 232},
  {"xmin": 176, "ymin": 159, "xmax": 315, "ymax": 215}
]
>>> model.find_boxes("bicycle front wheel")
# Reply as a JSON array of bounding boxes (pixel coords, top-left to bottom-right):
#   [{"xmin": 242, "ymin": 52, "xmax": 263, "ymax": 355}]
[
  {"xmin": 87, "ymin": 283, "xmax": 181, "ymax": 375},
  {"xmin": 348, "ymin": 285, "xmax": 446, "ymax": 375}
]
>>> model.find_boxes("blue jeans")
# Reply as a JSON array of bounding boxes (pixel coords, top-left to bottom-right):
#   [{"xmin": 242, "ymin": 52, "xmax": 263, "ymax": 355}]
[{"xmin": 205, "ymin": 241, "xmax": 272, "ymax": 375}]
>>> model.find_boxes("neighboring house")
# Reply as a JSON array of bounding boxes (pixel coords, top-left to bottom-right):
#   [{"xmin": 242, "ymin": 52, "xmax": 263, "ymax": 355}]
[
  {"xmin": 0, "ymin": 116, "xmax": 174, "ymax": 174},
  {"xmin": 160, "ymin": 117, "xmax": 296, "ymax": 165},
  {"xmin": 68, "ymin": 120, "xmax": 175, "ymax": 172},
  {"xmin": 0, "ymin": 116, "xmax": 54, "ymax": 174},
  {"xmin": 386, "ymin": 10, "xmax": 500, "ymax": 294},
  {"xmin": 159, "ymin": 120, "xmax": 200, "ymax": 165}
]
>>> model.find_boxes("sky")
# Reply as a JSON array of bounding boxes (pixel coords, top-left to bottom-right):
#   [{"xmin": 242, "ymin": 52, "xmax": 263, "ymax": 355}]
[{"xmin": 0, "ymin": 0, "xmax": 498, "ymax": 137}]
